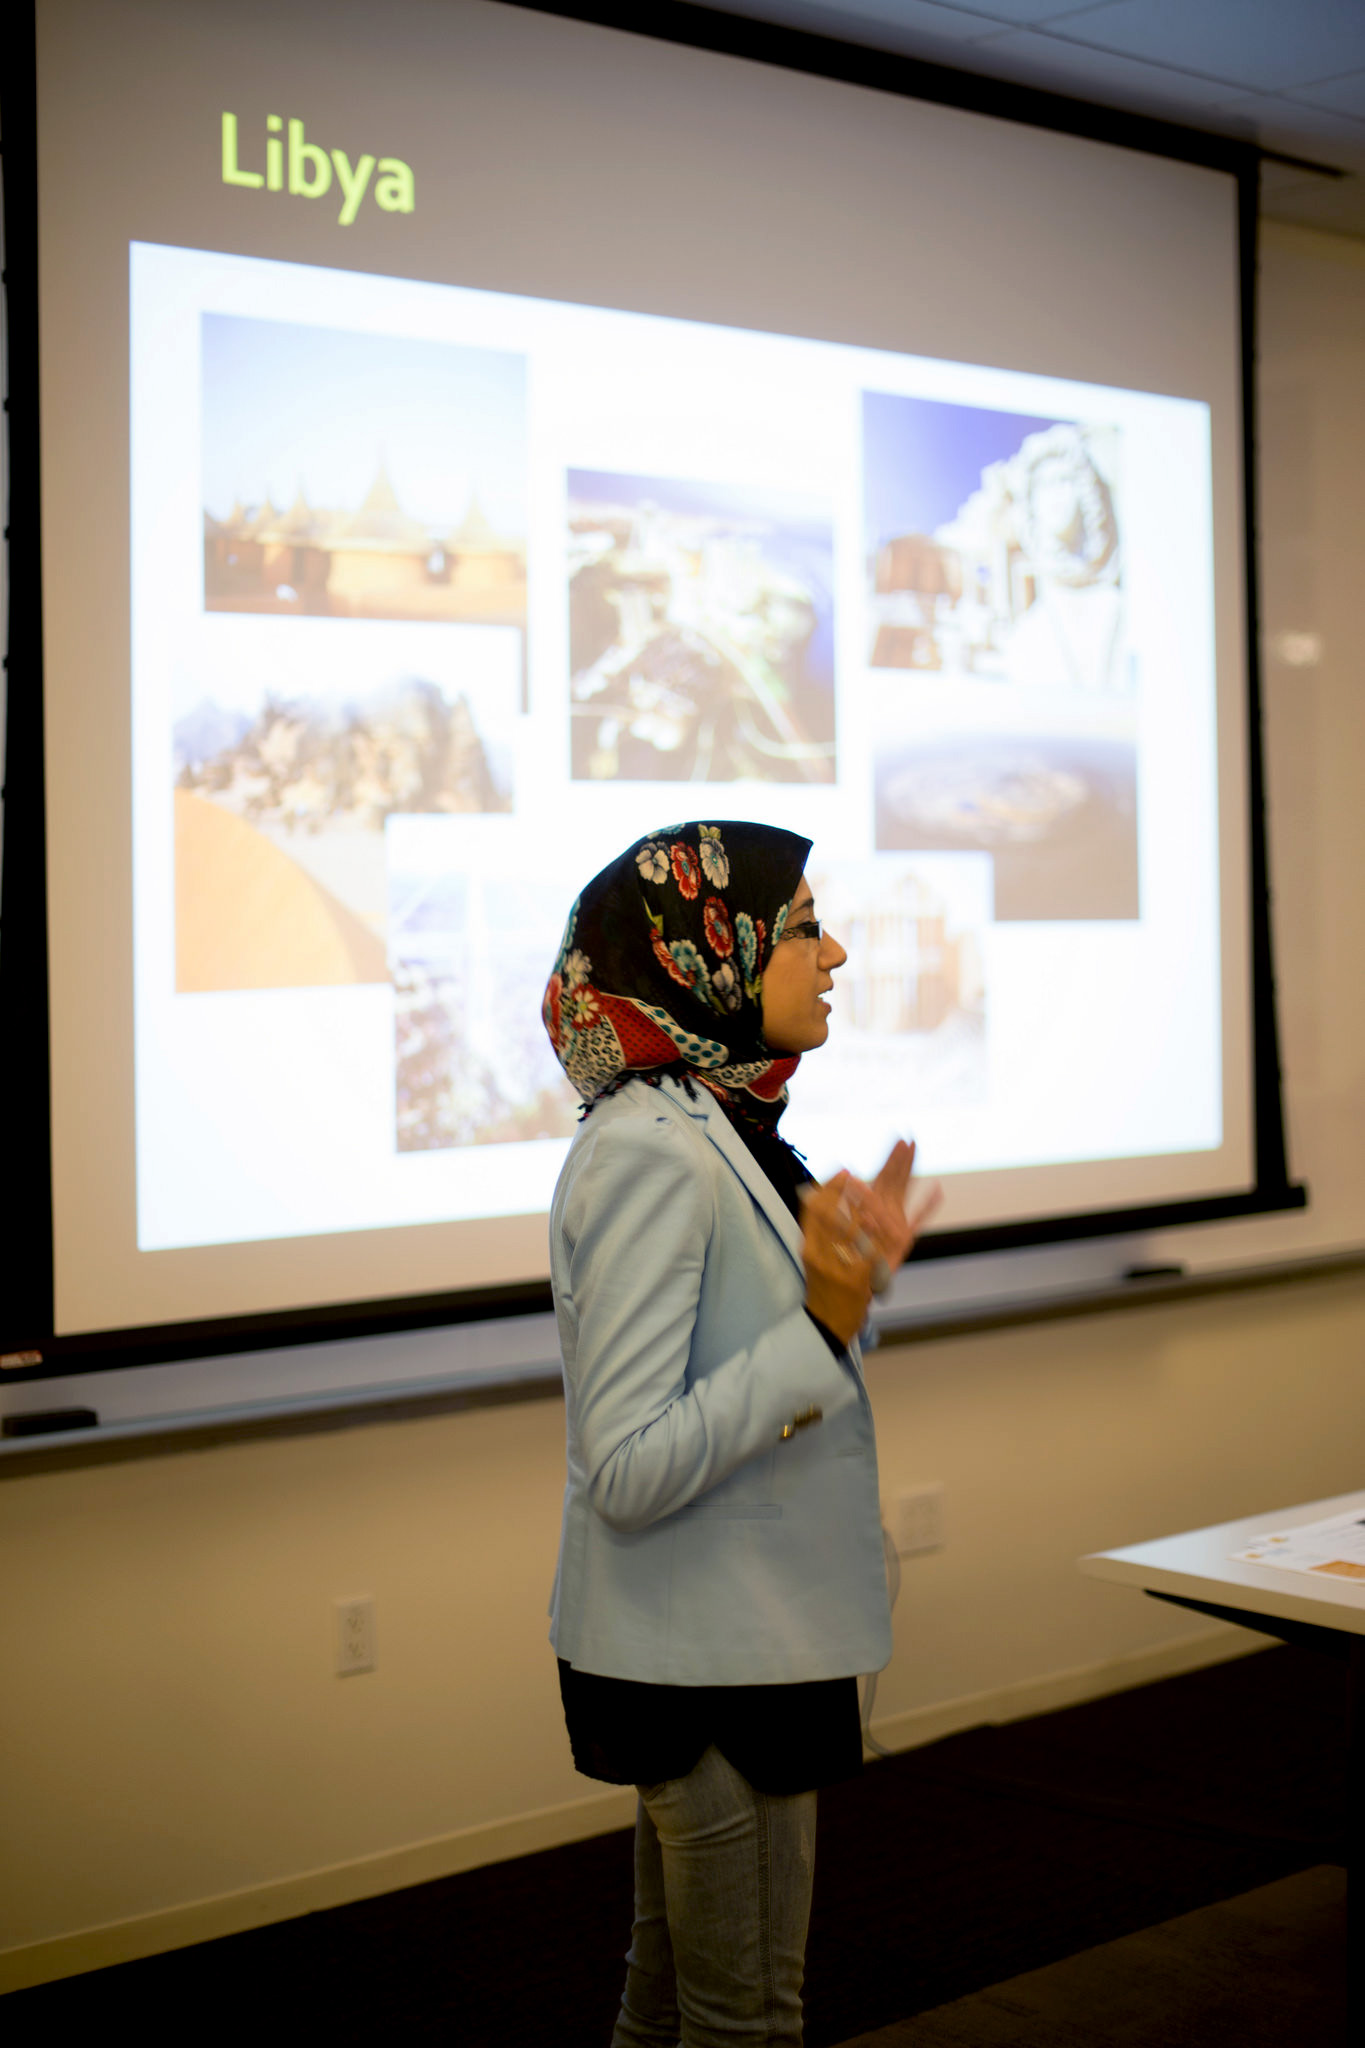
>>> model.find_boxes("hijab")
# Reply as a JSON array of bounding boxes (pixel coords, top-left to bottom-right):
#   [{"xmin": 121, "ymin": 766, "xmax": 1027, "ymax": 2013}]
[{"xmin": 542, "ymin": 820, "xmax": 812, "ymax": 1135}]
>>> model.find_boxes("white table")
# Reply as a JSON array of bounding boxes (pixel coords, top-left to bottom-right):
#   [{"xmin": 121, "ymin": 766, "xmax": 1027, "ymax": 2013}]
[
  {"xmin": 1081, "ymin": 1488, "xmax": 1365, "ymax": 1641},
  {"xmin": 1082, "ymin": 1489, "xmax": 1365, "ymax": 2025}
]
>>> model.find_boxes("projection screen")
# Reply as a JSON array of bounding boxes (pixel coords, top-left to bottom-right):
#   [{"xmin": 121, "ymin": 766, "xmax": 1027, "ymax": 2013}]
[{"xmin": 23, "ymin": 0, "xmax": 1275, "ymax": 1348}]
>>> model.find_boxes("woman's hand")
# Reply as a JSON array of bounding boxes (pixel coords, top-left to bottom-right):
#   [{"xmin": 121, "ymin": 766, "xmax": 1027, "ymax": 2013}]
[
  {"xmin": 862, "ymin": 1139, "xmax": 944, "ymax": 1277},
  {"xmin": 799, "ymin": 1146, "xmax": 943, "ymax": 1347},
  {"xmin": 800, "ymin": 1172, "xmax": 876, "ymax": 1346}
]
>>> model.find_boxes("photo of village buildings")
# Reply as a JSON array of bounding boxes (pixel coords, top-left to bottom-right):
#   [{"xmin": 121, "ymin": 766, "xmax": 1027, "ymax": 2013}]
[
  {"xmin": 796, "ymin": 854, "xmax": 990, "ymax": 1118},
  {"xmin": 863, "ymin": 392, "xmax": 1124, "ymax": 696},
  {"xmin": 567, "ymin": 470, "xmax": 837, "ymax": 783},
  {"xmin": 387, "ymin": 824, "xmax": 578, "ymax": 1150},
  {"xmin": 173, "ymin": 623, "xmax": 520, "ymax": 993},
  {"xmin": 201, "ymin": 314, "xmax": 527, "ymax": 629}
]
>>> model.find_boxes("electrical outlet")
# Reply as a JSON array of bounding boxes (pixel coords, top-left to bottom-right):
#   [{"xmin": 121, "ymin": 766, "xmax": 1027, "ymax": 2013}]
[
  {"xmin": 889, "ymin": 1485, "xmax": 945, "ymax": 1557},
  {"xmin": 335, "ymin": 1596, "xmax": 377, "ymax": 1676}
]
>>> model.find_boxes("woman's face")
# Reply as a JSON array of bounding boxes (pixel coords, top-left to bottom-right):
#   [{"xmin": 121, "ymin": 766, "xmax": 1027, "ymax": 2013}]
[{"xmin": 760, "ymin": 872, "xmax": 848, "ymax": 1054}]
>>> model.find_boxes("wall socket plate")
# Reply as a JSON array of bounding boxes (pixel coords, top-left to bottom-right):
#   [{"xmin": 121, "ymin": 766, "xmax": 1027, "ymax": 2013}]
[
  {"xmin": 889, "ymin": 1484, "xmax": 945, "ymax": 1557},
  {"xmin": 335, "ymin": 1595, "xmax": 377, "ymax": 1675}
]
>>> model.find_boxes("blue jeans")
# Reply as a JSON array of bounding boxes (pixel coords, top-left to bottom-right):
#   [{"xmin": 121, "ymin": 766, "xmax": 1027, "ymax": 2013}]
[{"xmin": 610, "ymin": 1745, "xmax": 818, "ymax": 2047}]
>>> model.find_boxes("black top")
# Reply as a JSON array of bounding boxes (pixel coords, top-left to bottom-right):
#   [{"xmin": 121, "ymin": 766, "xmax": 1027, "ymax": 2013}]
[
  {"xmin": 557, "ymin": 1661, "xmax": 863, "ymax": 1795},
  {"xmin": 558, "ymin": 1086, "xmax": 864, "ymax": 1796}
]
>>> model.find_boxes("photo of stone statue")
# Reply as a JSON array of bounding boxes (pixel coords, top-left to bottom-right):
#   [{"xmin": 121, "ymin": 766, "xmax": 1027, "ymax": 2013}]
[{"xmin": 864, "ymin": 391, "xmax": 1125, "ymax": 696}]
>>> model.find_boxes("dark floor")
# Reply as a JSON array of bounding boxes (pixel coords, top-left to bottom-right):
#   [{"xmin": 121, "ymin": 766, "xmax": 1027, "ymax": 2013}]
[
  {"xmin": 839, "ymin": 1865, "xmax": 1347, "ymax": 2047},
  {"xmin": 8, "ymin": 1644, "xmax": 1350, "ymax": 2046}
]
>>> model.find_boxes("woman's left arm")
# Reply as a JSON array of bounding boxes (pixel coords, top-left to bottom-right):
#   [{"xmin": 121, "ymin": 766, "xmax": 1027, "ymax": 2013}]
[{"xmin": 561, "ymin": 1113, "xmax": 861, "ymax": 1534}]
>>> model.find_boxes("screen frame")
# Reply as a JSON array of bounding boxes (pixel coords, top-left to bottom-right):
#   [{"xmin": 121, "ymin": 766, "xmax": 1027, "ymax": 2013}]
[{"xmin": 0, "ymin": 0, "xmax": 1304, "ymax": 1385}]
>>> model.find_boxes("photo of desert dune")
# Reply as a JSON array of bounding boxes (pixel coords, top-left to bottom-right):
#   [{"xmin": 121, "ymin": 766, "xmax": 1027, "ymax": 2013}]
[{"xmin": 173, "ymin": 622, "xmax": 520, "ymax": 992}]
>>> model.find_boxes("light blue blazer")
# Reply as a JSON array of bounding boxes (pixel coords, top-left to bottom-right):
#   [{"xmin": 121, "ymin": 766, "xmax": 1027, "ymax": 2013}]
[{"xmin": 548, "ymin": 1075, "xmax": 892, "ymax": 1686}]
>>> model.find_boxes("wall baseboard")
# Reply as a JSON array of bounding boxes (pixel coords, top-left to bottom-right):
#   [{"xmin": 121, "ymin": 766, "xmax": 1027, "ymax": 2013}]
[
  {"xmin": 865, "ymin": 1621, "xmax": 1257, "ymax": 1758},
  {"xmin": 0, "ymin": 1624, "xmax": 1257, "ymax": 1995},
  {"xmin": 0, "ymin": 1782, "xmax": 637, "ymax": 1995}
]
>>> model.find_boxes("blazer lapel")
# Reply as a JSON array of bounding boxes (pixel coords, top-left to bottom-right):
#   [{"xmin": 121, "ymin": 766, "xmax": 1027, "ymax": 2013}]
[
  {"xmin": 662, "ymin": 1078, "xmax": 866, "ymax": 1377},
  {"xmin": 660, "ymin": 1076, "xmax": 806, "ymax": 1277}
]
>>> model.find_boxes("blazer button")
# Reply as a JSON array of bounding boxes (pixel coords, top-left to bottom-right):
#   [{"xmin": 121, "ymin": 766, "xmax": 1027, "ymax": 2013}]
[{"xmin": 780, "ymin": 1404, "xmax": 823, "ymax": 1441}]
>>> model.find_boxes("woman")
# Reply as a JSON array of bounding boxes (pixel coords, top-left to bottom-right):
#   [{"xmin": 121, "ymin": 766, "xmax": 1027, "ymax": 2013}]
[{"xmin": 542, "ymin": 820, "xmax": 940, "ymax": 2047}]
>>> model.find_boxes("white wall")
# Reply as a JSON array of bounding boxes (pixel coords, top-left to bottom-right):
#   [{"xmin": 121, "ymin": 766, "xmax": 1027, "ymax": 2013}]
[
  {"xmin": 1257, "ymin": 224, "xmax": 1365, "ymax": 1239},
  {"xmin": 2, "ymin": 219, "xmax": 1363, "ymax": 1992}
]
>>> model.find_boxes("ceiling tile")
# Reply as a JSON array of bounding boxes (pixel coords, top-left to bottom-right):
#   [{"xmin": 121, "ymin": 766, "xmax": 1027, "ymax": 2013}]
[
  {"xmin": 1285, "ymin": 69, "xmax": 1365, "ymax": 120},
  {"xmin": 774, "ymin": 0, "xmax": 997, "ymax": 35},
  {"xmin": 960, "ymin": 24, "xmax": 1244, "ymax": 114},
  {"xmin": 690, "ymin": 0, "xmax": 1365, "ymax": 243},
  {"xmin": 915, "ymin": 0, "xmax": 1106, "ymax": 21},
  {"xmin": 1043, "ymin": 0, "xmax": 1365, "ymax": 95},
  {"xmin": 1210, "ymin": 90, "xmax": 1365, "ymax": 168},
  {"xmin": 699, "ymin": 0, "xmax": 1145, "ymax": 40},
  {"xmin": 695, "ymin": 0, "xmax": 1007, "ymax": 55}
]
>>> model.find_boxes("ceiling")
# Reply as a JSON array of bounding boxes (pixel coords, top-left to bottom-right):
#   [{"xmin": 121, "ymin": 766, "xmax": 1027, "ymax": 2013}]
[{"xmin": 693, "ymin": 0, "xmax": 1365, "ymax": 238}]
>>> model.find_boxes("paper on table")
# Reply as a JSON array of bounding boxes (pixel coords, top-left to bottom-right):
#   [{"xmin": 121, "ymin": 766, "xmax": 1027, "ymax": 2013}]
[{"xmin": 1233, "ymin": 1509, "xmax": 1365, "ymax": 1582}]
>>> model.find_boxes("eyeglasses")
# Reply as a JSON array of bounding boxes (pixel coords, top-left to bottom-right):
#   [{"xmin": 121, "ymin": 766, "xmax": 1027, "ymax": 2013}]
[{"xmin": 777, "ymin": 918, "xmax": 822, "ymax": 944}]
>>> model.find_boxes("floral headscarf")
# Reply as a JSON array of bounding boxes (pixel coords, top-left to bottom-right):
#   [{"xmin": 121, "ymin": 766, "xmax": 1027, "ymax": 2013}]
[{"xmin": 543, "ymin": 820, "xmax": 812, "ymax": 1121}]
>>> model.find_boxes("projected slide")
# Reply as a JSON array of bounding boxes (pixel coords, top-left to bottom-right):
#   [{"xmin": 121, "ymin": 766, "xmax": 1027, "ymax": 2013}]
[{"xmin": 130, "ymin": 241, "xmax": 1221, "ymax": 1252}]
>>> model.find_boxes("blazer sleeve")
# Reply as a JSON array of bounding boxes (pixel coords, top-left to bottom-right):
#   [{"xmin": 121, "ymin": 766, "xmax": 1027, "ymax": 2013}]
[{"xmin": 560, "ymin": 1109, "xmax": 861, "ymax": 1534}]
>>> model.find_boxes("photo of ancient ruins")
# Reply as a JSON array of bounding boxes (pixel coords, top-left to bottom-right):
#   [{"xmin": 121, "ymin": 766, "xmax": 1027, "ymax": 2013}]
[
  {"xmin": 201, "ymin": 313, "xmax": 527, "ymax": 628},
  {"xmin": 794, "ymin": 854, "xmax": 990, "ymax": 1121},
  {"xmin": 567, "ymin": 469, "xmax": 837, "ymax": 783},
  {"xmin": 864, "ymin": 392, "xmax": 1124, "ymax": 695}
]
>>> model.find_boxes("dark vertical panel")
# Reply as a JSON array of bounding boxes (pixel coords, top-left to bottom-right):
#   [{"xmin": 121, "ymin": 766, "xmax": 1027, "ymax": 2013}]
[
  {"xmin": 0, "ymin": 2, "xmax": 54, "ymax": 1352},
  {"xmin": 1241, "ymin": 164, "xmax": 1295, "ymax": 1200}
]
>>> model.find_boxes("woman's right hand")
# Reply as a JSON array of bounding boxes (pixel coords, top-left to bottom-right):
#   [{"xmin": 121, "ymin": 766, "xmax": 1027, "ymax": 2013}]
[{"xmin": 799, "ymin": 1171, "xmax": 878, "ymax": 1347}]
